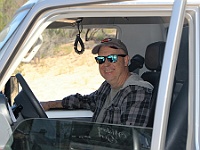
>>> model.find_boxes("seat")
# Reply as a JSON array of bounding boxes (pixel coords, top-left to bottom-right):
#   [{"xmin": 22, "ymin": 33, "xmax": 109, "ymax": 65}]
[
  {"xmin": 128, "ymin": 54, "xmax": 144, "ymax": 74},
  {"xmin": 165, "ymin": 25, "xmax": 189, "ymax": 150},
  {"xmin": 141, "ymin": 41, "xmax": 166, "ymax": 127},
  {"xmin": 165, "ymin": 80, "xmax": 188, "ymax": 150}
]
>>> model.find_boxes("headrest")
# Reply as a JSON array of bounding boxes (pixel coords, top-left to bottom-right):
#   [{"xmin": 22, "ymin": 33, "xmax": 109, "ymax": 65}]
[
  {"xmin": 145, "ymin": 41, "xmax": 165, "ymax": 71},
  {"xmin": 129, "ymin": 54, "xmax": 144, "ymax": 72}
]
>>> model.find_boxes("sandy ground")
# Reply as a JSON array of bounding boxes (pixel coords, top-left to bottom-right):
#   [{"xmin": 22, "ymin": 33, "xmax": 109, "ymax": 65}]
[{"xmin": 21, "ymin": 48, "xmax": 104, "ymax": 102}]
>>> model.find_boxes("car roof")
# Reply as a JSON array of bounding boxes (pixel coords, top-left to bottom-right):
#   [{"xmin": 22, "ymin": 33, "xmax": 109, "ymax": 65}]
[{"xmin": 26, "ymin": 0, "xmax": 200, "ymax": 6}]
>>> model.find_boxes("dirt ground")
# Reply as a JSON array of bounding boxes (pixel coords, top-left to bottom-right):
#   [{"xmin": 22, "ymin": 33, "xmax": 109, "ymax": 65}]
[{"xmin": 21, "ymin": 47, "xmax": 104, "ymax": 102}]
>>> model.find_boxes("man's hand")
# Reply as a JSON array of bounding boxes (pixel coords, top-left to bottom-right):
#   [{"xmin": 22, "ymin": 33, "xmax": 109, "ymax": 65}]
[{"xmin": 40, "ymin": 102, "xmax": 51, "ymax": 111}]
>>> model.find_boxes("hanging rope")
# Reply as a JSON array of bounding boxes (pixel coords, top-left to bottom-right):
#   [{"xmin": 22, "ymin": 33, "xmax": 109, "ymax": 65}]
[{"xmin": 74, "ymin": 20, "xmax": 85, "ymax": 55}]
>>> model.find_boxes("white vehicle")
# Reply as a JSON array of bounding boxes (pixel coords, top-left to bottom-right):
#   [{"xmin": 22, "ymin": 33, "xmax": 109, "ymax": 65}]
[{"xmin": 0, "ymin": 0, "xmax": 199, "ymax": 149}]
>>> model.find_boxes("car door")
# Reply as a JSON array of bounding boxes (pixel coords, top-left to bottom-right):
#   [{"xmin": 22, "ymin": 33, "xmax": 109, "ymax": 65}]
[{"xmin": 151, "ymin": 0, "xmax": 187, "ymax": 150}]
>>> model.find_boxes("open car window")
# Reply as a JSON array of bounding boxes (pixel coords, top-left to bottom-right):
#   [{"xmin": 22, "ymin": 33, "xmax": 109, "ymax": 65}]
[
  {"xmin": 5, "ymin": 118, "xmax": 152, "ymax": 150},
  {"xmin": 12, "ymin": 15, "xmax": 170, "ymax": 103},
  {"xmin": 14, "ymin": 27, "xmax": 117, "ymax": 101}
]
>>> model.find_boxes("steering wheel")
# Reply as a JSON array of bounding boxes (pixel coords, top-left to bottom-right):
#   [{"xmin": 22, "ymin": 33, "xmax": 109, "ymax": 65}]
[{"xmin": 15, "ymin": 73, "xmax": 47, "ymax": 118}]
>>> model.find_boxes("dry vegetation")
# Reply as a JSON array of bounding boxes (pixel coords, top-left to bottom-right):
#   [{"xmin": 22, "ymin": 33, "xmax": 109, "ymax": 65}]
[{"xmin": 19, "ymin": 41, "xmax": 104, "ymax": 101}]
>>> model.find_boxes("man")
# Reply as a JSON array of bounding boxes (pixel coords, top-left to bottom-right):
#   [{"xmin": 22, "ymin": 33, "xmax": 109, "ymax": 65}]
[{"xmin": 42, "ymin": 38, "xmax": 153, "ymax": 126}]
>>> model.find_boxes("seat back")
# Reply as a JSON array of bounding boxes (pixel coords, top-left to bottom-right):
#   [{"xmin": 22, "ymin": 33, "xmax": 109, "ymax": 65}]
[
  {"xmin": 141, "ymin": 41, "xmax": 165, "ymax": 127},
  {"xmin": 165, "ymin": 26, "xmax": 189, "ymax": 150},
  {"xmin": 165, "ymin": 80, "xmax": 188, "ymax": 150}
]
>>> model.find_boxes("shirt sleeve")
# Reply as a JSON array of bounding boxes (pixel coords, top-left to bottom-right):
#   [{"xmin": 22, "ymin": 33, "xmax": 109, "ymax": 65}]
[{"xmin": 62, "ymin": 92, "xmax": 97, "ymax": 111}]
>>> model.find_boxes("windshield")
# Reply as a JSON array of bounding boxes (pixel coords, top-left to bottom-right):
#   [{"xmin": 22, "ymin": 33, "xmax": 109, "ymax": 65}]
[
  {"xmin": 0, "ymin": 9, "xmax": 29, "ymax": 50},
  {"xmin": 4, "ymin": 119, "xmax": 152, "ymax": 150}
]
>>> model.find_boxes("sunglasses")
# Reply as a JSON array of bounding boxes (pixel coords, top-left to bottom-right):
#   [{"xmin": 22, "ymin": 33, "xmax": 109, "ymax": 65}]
[{"xmin": 95, "ymin": 54, "xmax": 127, "ymax": 64}]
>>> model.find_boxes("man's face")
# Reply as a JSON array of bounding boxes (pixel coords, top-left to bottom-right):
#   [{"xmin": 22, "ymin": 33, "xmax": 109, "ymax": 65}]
[{"xmin": 98, "ymin": 46, "xmax": 129, "ymax": 86}]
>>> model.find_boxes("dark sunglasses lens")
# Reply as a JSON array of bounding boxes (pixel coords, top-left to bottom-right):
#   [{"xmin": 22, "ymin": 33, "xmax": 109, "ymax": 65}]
[
  {"xmin": 107, "ymin": 55, "xmax": 118, "ymax": 63},
  {"xmin": 95, "ymin": 56, "xmax": 105, "ymax": 64}
]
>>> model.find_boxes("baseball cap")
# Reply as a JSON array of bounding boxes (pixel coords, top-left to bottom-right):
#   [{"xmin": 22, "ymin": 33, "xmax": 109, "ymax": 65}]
[{"xmin": 92, "ymin": 38, "xmax": 128, "ymax": 55}]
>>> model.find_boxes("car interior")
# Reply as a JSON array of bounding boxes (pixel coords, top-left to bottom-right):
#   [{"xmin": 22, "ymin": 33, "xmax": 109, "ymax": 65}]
[{"xmin": 0, "ymin": 14, "xmax": 189, "ymax": 149}]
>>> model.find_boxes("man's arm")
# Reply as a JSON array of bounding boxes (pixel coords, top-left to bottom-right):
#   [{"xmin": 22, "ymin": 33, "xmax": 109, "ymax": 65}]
[
  {"xmin": 41, "ymin": 81, "xmax": 108, "ymax": 111},
  {"xmin": 41, "ymin": 92, "xmax": 97, "ymax": 111},
  {"xmin": 40, "ymin": 92, "xmax": 97, "ymax": 111},
  {"xmin": 41, "ymin": 100, "xmax": 63, "ymax": 111}
]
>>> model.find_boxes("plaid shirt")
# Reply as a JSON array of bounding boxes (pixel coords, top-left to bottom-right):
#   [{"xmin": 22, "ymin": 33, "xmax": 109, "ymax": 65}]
[{"xmin": 62, "ymin": 75, "xmax": 153, "ymax": 127}]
